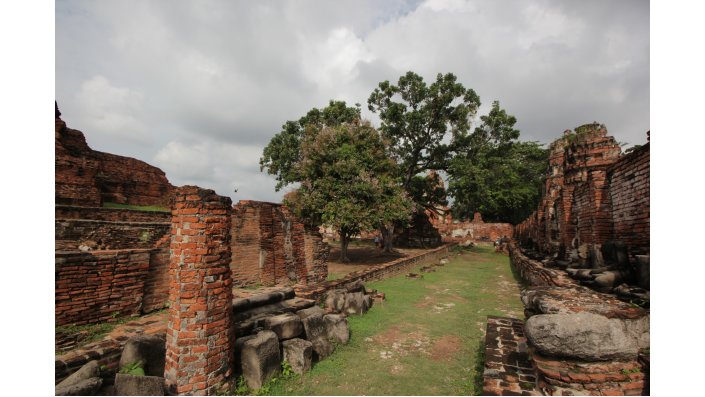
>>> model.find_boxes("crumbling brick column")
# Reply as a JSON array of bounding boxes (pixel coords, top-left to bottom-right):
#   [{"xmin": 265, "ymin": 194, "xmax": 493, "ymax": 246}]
[{"xmin": 164, "ymin": 186, "xmax": 233, "ymax": 395}]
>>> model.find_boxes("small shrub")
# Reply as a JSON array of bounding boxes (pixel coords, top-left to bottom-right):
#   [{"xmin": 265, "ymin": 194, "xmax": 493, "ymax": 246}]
[{"xmin": 119, "ymin": 361, "xmax": 145, "ymax": 376}]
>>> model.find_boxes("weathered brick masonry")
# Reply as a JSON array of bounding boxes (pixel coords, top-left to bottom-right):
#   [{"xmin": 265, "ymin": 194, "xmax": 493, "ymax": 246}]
[
  {"xmin": 55, "ymin": 104, "xmax": 174, "ymax": 207},
  {"xmin": 164, "ymin": 186, "xmax": 234, "ymax": 395},
  {"xmin": 55, "ymin": 206, "xmax": 173, "ymax": 323},
  {"xmin": 608, "ymin": 144, "xmax": 650, "ymax": 259},
  {"xmin": 55, "ymin": 248, "xmax": 168, "ymax": 326},
  {"xmin": 55, "ymin": 219, "xmax": 171, "ymax": 251},
  {"xmin": 430, "ymin": 211, "xmax": 514, "ymax": 243},
  {"xmin": 231, "ymin": 200, "xmax": 328, "ymax": 287},
  {"xmin": 55, "ymin": 205, "xmax": 172, "ymax": 223},
  {"xmin": 499, "ymin": 243, "xmax": 649, "ymax": 396},
  {"xmin": 515, "ymin": 124, "xmax": 649, "ymax": 265}
]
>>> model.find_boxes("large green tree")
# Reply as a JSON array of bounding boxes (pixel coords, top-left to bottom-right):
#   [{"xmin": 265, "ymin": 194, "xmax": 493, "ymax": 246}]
[
  {"xmin": 260, "ymin": 100, "xmax": 361, "ymax": 191},
  {"xmin": 447, "ymin": 101, "xmax": 548, "ymax": 224},
  {"xmin": 282, "ymin": 121, "xmax": 413, "ymax": 262},
  {"xmin": 367, "ymin": 71, "xmax": 481, "ymax": 249}
]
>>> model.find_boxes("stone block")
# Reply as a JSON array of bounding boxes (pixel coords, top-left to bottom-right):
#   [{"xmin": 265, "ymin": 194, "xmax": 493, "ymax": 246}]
[
  {"xmin": 324, "ymin": 314, "xmax": 350, "ymax": 345},
  {"xmin": 241, "ymin": 330, "xmax": 281, "ymax": 389},
  {"xmin": 343, "ymin": 292, "xmax": 369, "ymax": 315},
  {"xmin": 234, "ymin": 334, "xmax": 257, "ymax": 374},
  {"xmin": 263, "ymin": 313, "xmax": 303, "ymax": 340},
  {"xmin": 282, "ymin": 338, "xmax": 312, "ymax": 375},
  {"xmin": 119, "ymin": 335, "xmax": 166, "ymax": 377},
  {"xmin": 56, "ymin": 360, "xmax": 100, "ymax": 388},
  {"xmin": 55, "ymin": 360, "xmax": 103, "ymax": 396},
  {"xmin": 298, "ymin": 310, "xmax": 334, "ymax": 360},
  {"xmin": 525, "ymin": 312, "xmax": 650, "ymax": 361},
  {"xmin": 324, "ymin": 289, "xmax": 347, "ymax": 313},
  {"xmin": 55, "ymin": 378, "xmax": 103, "ymax": 396},
  {"xmin": 635, "ymin": 255, "xmax": 650, "ymax": 290},
  {"xmin": 296, "ymin": 306, "xmax": 326, "ymax": 319},
  {"xmin": 114, "ymin": 373, "xmax": 165, "ymax": 396}
]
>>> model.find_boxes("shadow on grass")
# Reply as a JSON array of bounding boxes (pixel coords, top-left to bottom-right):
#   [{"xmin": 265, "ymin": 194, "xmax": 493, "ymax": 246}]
[{"xmin": 471, "ymin": 339, "xmax": 486, "ymax": 395}]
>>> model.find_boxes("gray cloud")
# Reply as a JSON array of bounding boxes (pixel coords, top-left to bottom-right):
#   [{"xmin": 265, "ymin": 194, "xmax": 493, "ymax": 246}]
[{"xmin": 56, "ymin": 0, "xmax": 649, "ymax": 203}]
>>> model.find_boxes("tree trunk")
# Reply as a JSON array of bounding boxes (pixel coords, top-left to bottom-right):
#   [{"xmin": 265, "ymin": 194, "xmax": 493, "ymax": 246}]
[
  {"xmin": 340, "ymin": 232, "xmax": 350, "ymax": 263},
  {"xmin": 381, "ymin": 224, "xmax": 395, "ymax": 253}
]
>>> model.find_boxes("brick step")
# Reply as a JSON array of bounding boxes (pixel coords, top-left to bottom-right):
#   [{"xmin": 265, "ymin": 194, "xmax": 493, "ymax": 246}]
[
  {"xmin": 232, "ymin": 297, "xmax": 316, "ymax": 336},
  {"xmin": 231, "ymin": 287, "xmax": 296, "ymax": 312}
]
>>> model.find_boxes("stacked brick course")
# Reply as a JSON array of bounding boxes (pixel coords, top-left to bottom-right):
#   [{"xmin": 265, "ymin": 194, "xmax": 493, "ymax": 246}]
[
  {"xmin": 482, "ymin": 316, "xmax": 540, "ymax": 396},
  {"xmin": 164, "ymin": 186, "xmax": 233, "ymax": 395},
  {"xmin": 515, "ymin": 124, "xmax": 649, "ymax": 265},
  {"xmin": 608, "ymin": 144, "xmax": 650, "ymax": 258},
  {"xmin": 55, "ymin": 219, "xmax": 170, "ymax": 251},
  {"xmin": 55, "ymin": 249, "xmax": 154, "ymax": 326},
  {"xmin": 231, "ymin": 200, "xmax": 328, "ymax": 287},
  {"xmin": 55, "ymin": 105, "xmax": 174, "ymax": 207},
  {"xmin": 55, "ymin": 205, "xmax": 171, "ymax": 223}
]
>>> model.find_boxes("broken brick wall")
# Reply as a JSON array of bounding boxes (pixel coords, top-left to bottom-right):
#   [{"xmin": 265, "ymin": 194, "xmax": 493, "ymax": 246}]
[
  {"xmin": 231, "ymin": 200, "xmax": 328, "ymax": 287},
  {"xmin": 55, "ymin": 248, "xmax": 169, "ymax": 326},
  {"xmin": 428, "ymin": 211, "xmax": 514, "ymax": 243},
  {"xmin": 55, "ymin": 106, "xmax": 174, "ymax": 208},
  {"xmin": 516, "ymin": 124, "xmax": 648, "ymax": 265}
]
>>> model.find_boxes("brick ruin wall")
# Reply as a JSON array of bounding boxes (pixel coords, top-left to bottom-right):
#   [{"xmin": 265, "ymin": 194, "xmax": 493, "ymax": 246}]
[
  {"xmin": 55, "ymin": 207, "xmax": 173, "ymax": 324},
  {"xmin": 429, "ymin": 211, "xmax": 514, "ymax": 243},
  {"xmin": 231, "ymin": 200, "xmax": 328, "ymax": 287},
  {"xmin": 515, "ymin": 124, "xmax": 649, "ymax": 266},
  {"xmin": 608, "ymin": 144, "xmax": 650, "ymax": 258},
  {"xmin": 493, "ymin": 242, "xmax": 650, "ymax": 396},
  {"xmin": 55, "ymin": 248, "xmax": 169, "ymax": 326},
  {"xmin": 55, "ymin": 219, "xmax": 171, "ymax": 251},
  {"xmin": 487, "ymin": 124, "xmax": 650, "ymax": 396},
  {"xmin": 55, "ymin": 106, "xmax": 174, "ymax": 208}
]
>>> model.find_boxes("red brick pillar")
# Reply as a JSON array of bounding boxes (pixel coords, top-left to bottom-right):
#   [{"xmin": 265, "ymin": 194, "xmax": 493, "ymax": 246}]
[{"xmin": 164, "ymin": 186, "xmax": 233, "ymax": 395}]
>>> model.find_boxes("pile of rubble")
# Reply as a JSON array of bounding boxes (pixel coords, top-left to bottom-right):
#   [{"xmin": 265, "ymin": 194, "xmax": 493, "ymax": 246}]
[
  {"xmin": 56, "ymin": 282, "xmax": 378, "ymax": 395},
  {"xmin": 234, "ymin": 281, "xmax": 376, "ymax": 389}
]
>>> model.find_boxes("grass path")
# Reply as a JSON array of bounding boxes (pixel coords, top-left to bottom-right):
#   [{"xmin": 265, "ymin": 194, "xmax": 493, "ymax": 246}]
[{"xmin": 266, "ymin": 245, "xmax": 524, "ymax": 396}]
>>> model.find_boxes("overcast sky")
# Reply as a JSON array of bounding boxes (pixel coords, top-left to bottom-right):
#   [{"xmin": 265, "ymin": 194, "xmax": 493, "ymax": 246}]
[{"xmin": 55, "ymin": 0, "xmax": 649, "ymax": 203}]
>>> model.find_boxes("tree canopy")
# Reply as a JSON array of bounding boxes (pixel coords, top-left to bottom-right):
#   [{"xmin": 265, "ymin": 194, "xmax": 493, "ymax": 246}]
[
  {"xmin": 447, "ymin": 101, "xmax": 548, "ymax": 224},
  {"xmin": 283, "ymin": 121, "xmax": 413, "ymax": 261},
  {"xmin": 260, "ymin": 100, "xmax": 361, "ymax": 191},
  {"xmin": 367, "ymin": 71, "xmax": 481, "ymax": 212}
]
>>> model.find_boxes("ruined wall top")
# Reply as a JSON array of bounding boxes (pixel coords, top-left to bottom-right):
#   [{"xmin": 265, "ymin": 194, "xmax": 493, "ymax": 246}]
[{"xmin": 545, "ymin": 123, "xmax": 622, "ymax": 186}]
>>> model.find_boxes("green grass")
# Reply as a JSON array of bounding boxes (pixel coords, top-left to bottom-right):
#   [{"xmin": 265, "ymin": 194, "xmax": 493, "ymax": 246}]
[
  {"xmin": 102, "ymin": 202, "xmax": 170, "ymax": 212},
  {"xmin": 253, "ymin": 245, "xmax": 524, "ymax": 396},
  {"xmin": 326, "ymin": 272, "xmax": 345, "ymax": 281}
]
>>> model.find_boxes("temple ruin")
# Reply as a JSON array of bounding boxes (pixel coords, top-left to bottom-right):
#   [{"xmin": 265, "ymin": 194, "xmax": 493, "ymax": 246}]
[
  {"xmin": 483, "ymin": 123, "xmax": 650, "ymax": 396},
  {"xmin": 55, "ymin": 104, "xmax": 649, "ymax": 396}
]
